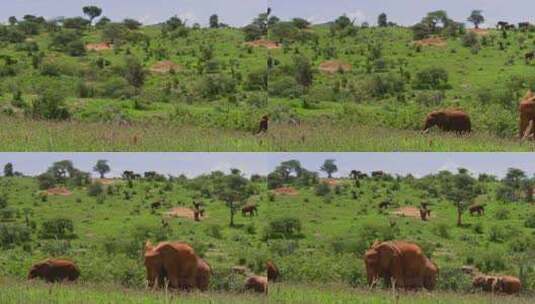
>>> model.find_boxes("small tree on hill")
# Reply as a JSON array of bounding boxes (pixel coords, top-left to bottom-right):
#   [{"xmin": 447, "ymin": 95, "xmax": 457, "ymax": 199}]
[
  {"xmin": 3, "ymin": 163, "xmax": 14, "ymax": 177},
  {"xmin": 378, "ymin": 13, "xmax": 388, "ymax": 27},
  {"xmin": 93, "ymin": 160, "xmax": 111, "ymax": 179},
  {"xmin": 209, "ymin": 14, "xmax": 219, "ymax": 28},
  {"xmin": 444, "ymin": 168, "xmax": 479, "ymax": 226},
  {"xmin": 467, "ymin": 10, "xmax": 484, "ymax": 29},
  {"xmin": 320, "ymin": 159, "xmax": 338, "ymax": 178},
  {"xmin": 293, "ymin": 55, "xmax": 313, "ymax": 93},
  {"xmin": 214, "ymin": 170, "xmax": 254, "ymax": 227},
  {"xmin": 82, "ymin": 6, "xmax": 102, "ymax": 25},
  {"xmin": 124, "ymin": 56, "xmax": 146, "ymax": 93}
]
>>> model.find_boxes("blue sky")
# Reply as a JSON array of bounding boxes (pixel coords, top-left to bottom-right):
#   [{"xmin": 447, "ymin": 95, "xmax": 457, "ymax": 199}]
[
  {"xmin": 1, "ymin": 153, "xmax": 535, "ymax": 178},
  {"xmin": 2, "ymin": 1, "xmax": 534, "ymax": 27}
]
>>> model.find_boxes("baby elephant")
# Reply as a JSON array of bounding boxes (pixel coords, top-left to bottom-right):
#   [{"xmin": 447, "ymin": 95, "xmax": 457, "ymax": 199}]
[
  {"xmin": 242, "ymin": 204, "xmax": 258, "ymax": 217},
  {"xmin": 469, "ymin": 204, "xmax": 485, "ymax": 216},
  {"xmin": 245, "ymin": 275, "xmax": 268, "ymax": 294},
  {"xmin": 423, "ymin": 110, "xmax": 471, "ymax": 134},
  {"xmin": 28, "ymin": 259, "xmax": 80, "ymax": 283},
  {"xmin": 473, "ymin": 275, "xmax": 521, "ymax": 294}
]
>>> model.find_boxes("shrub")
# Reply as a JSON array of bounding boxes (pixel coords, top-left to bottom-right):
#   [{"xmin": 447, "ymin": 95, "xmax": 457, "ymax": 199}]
[
  {"xmin": 30, "ymin": 90, "xmax": 70, "ymax": 120},
  {"xmin": 39, "ymin": 217, "xmax": 76, "ymax": 239},
  {"xmin": 474, "ymin": 249, "xmax": 507, "ymax": 272},
  {"xmin": 525, "ymin": 213, "xmax": 535, "ymax": 228},
  {"xmin": 494, "ymin": 207, "xmax": 510, "ymax": 220},
  {"xmin": 432, "ymin": 223, "xmax": 451, "ymax": 239},
  {"xmin": 0, "ymin": 223, "xmax": 31, "ymax": 248},
  {"xmin": 263, "ymin": 217, "xmax": 302, "ymax": 240},
  {"xmin": 462, "ymin": 32, "xmax": 479, "ymax": 48},
  {"xmin": 488, "ymin": 225, "xmax": 506, "ymax": 243},
  {"xmin": 87, "ymin": 182, "xmax": 104, "ymax": 197},
  {"xmin": 268, "ymin": 76, "xmax": 300, "ymax": 98},
  {"xmin": 413, "ymin": 67, "xmax": 450, "ymax": 90},
  {"xmin": 314, "ymin": 183, "xmax": 331, "ymax": 196},
  {"xmin": 206, "ymin": 224, "xmax": 224, "ymax": 239},
  {"xmin": 437, "ymin": 267, "xmax": 472, "ymax": 291}
]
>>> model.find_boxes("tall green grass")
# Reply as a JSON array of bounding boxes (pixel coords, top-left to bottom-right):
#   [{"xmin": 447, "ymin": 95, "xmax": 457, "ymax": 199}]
[
  {"xmin": 1, "ymin": 116, "xmax": 533, "ymax": 151},
  {"xmin": 1, "ymin": 280, "xmax": 532, "ymax": 304}
]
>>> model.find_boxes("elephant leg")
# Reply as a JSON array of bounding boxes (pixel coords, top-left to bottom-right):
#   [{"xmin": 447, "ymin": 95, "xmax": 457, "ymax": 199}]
[{"xmin": 520, "ymin": 116, "xmax": 529, "ymax": 139}]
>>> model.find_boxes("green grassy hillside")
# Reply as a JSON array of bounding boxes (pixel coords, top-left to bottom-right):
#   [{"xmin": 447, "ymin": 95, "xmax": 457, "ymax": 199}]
[
  {"xmin": 2, "ymin": 14, "xmax": 535, "ymax": 150},
  {"xmin": 0, "ymin": 168, "xmax": 534, "ymax": 294}
]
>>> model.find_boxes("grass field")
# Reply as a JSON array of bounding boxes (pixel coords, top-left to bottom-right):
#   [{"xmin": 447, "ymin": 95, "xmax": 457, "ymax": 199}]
[
  {"xmin": 0, "ymin": 168, "xmax": 534, "ymax": 292},
  {"xmin": 2, "ymin": 12, "xmax": 535, "ymax": 150},
  {"xmin": 1, "ymin": 280, "xmax": 533, "ymax": 304},
  {"xmin": 1, "ymin": 116, "xmax": 533, "ymax": 151}
]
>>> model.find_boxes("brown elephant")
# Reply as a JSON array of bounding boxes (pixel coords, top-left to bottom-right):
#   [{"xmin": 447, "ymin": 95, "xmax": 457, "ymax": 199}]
[
  {"xmin": 242, "ymin": 204, "xmax": 258, "ymax": 216},
  {"xmin": 422, "ymin": 258, "xmax": 439, "ymax": 290},
  {"xmin": 469, "ymin": 204, "xmax": 485, "ymax": 216},
  {"xmin": 256, "ymin": 116, "xmax": 269, "ymax": 134},
  {"xmin": 245, "ymin": 275, "xmax": 268, "ymax": 294},
  {"xmin": 496, "ymin": 276, "xmax": 522, "ymax": 294},
  {"xmin": 196, "ymin": 257, "xmax": 212, "ymax": 291},
  {"xmin": 144, "ymin": 241, "xmax": 199, "ymax": 290},
  {"xmin": 28, "ymin": 259, "xmax": 80, "ymax": 283},
  {"xmin": 473, "ymin": 275, "xmax": 499, "ymax": 292},
  {"xmin": 423, "ymin": 110, "xmax": 471, "ymax": 134},
  {"xmin": 266, "ymin": 261, "xmax": 279, "ymax": 282},
  {"xmin": 519, "ymin": 90, "xmax": 535, "ymax": 139},
  {"xmin": 364, "ymin": 240, "xmax": 432, "ymax": 290}
]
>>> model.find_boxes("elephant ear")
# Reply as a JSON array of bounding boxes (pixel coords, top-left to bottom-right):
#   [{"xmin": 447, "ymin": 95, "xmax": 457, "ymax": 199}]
[
  {"xmin": 524, "ymin": 90, "xmax": 534, "ymax": 101},
  {"xmin": 371, "ymin": 240, "xmax": 381, "ymax": 249},
  {"xmin": 144, "ymin": 240, "xmax": 154, "ymax": 253}
]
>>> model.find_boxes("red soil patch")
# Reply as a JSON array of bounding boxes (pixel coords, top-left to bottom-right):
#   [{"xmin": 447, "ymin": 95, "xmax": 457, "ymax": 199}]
[
  {"xmin": 413, "ymin": 37, "xmax": 447, "ymax": 47},
  {"xmin": 94, "ymin": 178, "xmax": 115, "ymax": 185},
  {"xmin": 86, "ymin": 42, "xmax": 112, "ymax": 52},
  {"xmin": 164, "ymin": 207, "xmax": 203, "ymax": 220},
  {"xmin": 149, "ymin": 61, "xmax": 182, "ymax": 74},
  {"xmin": 323, "ymin": 179, "xmax": 340, "ymax": 186},
  {"xmin": 273, "ymin": 187, "xmax": 299, "ymax": 196},
  {"xmin": 319, "ymin": 60, "xmax": 352, "ymax": 74},
  {"xmin": 44, "ymin": 187, "xmax": 72, "ymax": 196},
  {"xmin": 469, "ymin": 28, "xmax": 490, "ymax": 36},
  {"xmin": 392, "ymin": 206, "xmax": 433, "ymax": 219},
  {"xmin": 244, "ymin": 39, "xmax": 281, "ymax": 49}
]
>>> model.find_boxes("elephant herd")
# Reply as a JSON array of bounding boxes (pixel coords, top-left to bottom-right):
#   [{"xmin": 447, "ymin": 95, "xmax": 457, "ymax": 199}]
[
  {"xmin": 363, "ymin": 240, "xmax": 521, "ymax": 295},
  {"xmin": 422, "ymin": 90, "xmax": 535, "ymax": 138},
  {"xmin": 26, "ymin": 240, "xmax": 522, "ymax": 296}
]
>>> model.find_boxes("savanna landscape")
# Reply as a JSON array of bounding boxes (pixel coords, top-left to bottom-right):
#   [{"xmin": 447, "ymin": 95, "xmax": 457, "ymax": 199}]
[
  {"xmin": 3, "ymin": 5, "xmax": 535, "ymax": 151},
  {"xmin": 0, "ymin": 158, "xmax": 534, "ymax": 303}
]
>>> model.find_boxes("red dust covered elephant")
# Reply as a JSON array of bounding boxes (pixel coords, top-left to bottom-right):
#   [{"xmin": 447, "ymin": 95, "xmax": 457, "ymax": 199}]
[
  {"xmin": 364, "ymin": 240, "xmax": 437, "ymax": 290},
  {"xmin": 144, "ymin": 241, "xmax": 199, "ymax": 290},
  {"xmin": 423, "ymin": 110, "xmax": 471, "ymax": 134},
  {"xmin": 519, "ymin": 90, "xmax": 535, "ymax": 139},
  {"xmin": 28, "ymin": 259, "xmax": 80, "ymax": 283}
]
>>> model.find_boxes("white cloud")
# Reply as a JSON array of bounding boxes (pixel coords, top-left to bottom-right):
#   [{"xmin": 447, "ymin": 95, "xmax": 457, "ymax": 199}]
[{"xmin": 347, "ymin": 10, "xmax": 367, "ymax": 24}]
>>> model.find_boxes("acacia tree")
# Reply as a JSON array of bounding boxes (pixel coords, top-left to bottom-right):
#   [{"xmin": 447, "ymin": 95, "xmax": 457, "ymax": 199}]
[
  {"xmin": 82, "ymin": 6, "xmax": 103, "ymax": 25},
  {"xmin": 320, "ymin": 159, "xmax": 338, "ymax": 178},
  {"xmin": 214, "ymin": 170, "xmax": 254, "ymax": 226},
  {"xmin": 209, "ymin": 14, "xmax": 219, "ymax": 28},
  {"xmin": 294, "ymin": 55, "xmax": 313, "ymax": 93},
  {"xmin": 93, "ymin": 160, "xmax": 111, "ymax": 179},
  {"xmin": 444, "ymin": 168, "xmax": 479, "ymax": 226},
  {"xmin": 467, "ymin": 10, "xmax": 484, "ymax": 29},
  {"xmin": 3, "ymin": 163, "xmax": 14, "ymax": 177},
  {"xmin": 378, "ymin": 13, "xmax": 388, "ymax": 27}
]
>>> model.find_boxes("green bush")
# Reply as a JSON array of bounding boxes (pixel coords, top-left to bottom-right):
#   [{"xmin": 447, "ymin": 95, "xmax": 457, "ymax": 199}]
[
  {"xmin": 494, "ymin": 207, "xmax": 510, "ymax": 220},
  {"xmin": 29, "ymin": 90, "xmax": 70, "ymax": 120},
  {"xmin": 87, "ymin": 182, "xmax": 104, "ymax": 197},
  {"xmin": 314, "ymin": 183, "xmax": 331, "ymax": 196},
  {"xmin": 263, "ymin": 216, "xmax": 302, "ymax": 240},
  {"xmin": 413, "ymin": 67, "xmax": 450, "ymax": 90},
  {"xmin": 437, "ymin": 267, "xmax": 472, "ymax": 291},
  {"xmin": 39, "ymin": 217, "xmax": 76, "ymax": 240},
  {"xmin": 0, "ymin": 223, "xmax": 31, "ymax": 248},
  {"xmin": 525, "ymin": 213, "xmax": 535, "ymax": 228}
]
